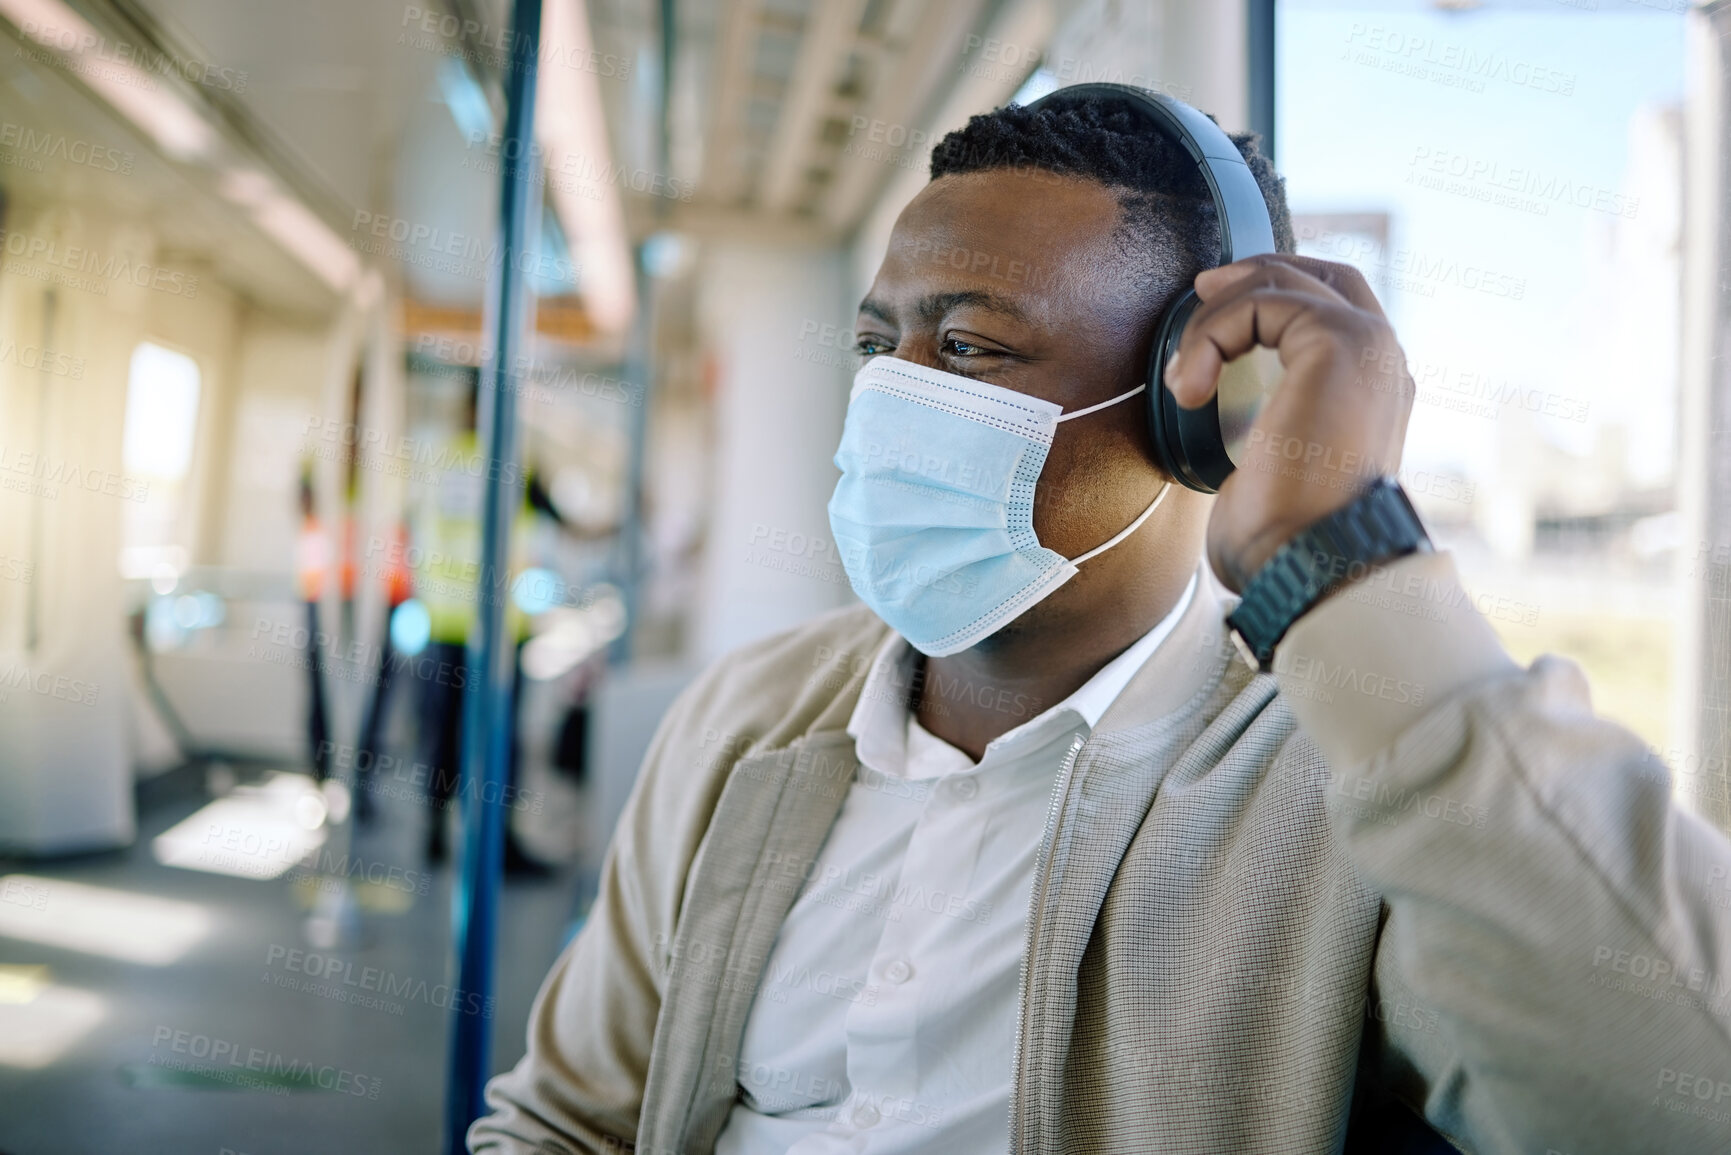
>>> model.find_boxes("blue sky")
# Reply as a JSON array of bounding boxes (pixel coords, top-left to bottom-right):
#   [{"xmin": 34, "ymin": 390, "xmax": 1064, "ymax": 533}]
[{"xmin": 1278, "ymin": 2, "xmax": 1686, "ymax": 482}]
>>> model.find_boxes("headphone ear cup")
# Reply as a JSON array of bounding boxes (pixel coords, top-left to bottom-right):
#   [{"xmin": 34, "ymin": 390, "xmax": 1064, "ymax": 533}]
[{"xmin": 1147, "ymin": 290, "xmax": 1231, "ymax": 494}]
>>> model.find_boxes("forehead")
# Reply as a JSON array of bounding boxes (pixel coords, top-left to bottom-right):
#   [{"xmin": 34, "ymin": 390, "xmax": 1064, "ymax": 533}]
[{"xmin": 871, "ymin": 171, "xmax": 1132, "ymax": 321}]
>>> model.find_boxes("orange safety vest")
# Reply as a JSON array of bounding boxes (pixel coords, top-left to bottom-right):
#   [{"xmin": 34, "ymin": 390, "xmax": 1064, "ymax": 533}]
[{"xmin": 382, "ymin": 521, "xmax": 414, "ymax": 607}]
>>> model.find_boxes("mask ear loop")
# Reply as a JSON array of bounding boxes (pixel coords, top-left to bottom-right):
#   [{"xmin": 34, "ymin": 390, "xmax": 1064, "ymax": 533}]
[
  {"xmin": 1052, "ymin": 383, "xmax": 1166, "ymax": 566},
  {"xmin": 1069, "ymin": 480, "xmax": 1172, "ymax": 566},
  {"xmin": 1054, "ymin": 383, "xmax": 1147, "ymax": 424}
]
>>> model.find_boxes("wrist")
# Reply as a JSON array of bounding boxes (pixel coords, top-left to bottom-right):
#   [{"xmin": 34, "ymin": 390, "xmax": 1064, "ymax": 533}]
[
  {"xmin": 1220, "ymin": 514, "xmax": 1342, "ymax": 593},
  {"xmin": 1225, "ymin": 477, "xmax": 1432, "ymax": 672},
  {"xmin": 1215, "ymin": 483, "xmax": 1374, "ymax": 594}
]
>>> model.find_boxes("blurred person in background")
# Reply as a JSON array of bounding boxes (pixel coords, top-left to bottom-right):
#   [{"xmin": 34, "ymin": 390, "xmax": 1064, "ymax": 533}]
[
  {"xmin": 415, "ymin": 377, "xmax": 586, "ymax": 875},
  {"xmin": 415, "ymin": 378, "xmax": 544, "ymax": 875},
  {"xmin": 294, "ymin": 464, "xmax": 333, "ymax": 785},
  {"xmin": 470, "ymin": 92, "xmax": 1731, "ymax": 1154},
  {"xmin": 353, "ymin": 518, "xmax": 415, "ymax": 825}
]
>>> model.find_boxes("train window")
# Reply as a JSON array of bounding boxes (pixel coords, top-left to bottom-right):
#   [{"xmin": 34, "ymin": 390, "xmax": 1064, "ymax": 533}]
[
  {"xmin": 118, "ymin": 341, "xmax": 201, "ymax": 580},
  {"xmin": 1276, "ymin": 1, "xmax": 1685, "ymax": 753}
]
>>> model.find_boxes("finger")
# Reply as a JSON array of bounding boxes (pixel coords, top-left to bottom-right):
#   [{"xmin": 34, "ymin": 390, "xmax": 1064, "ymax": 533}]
[
  {"xmin": 1166, "ymin": 287, "xmax": 1331, "ymax": 407},
  {"xmin": 1194, "ymin": 257, "xmax": 1351, "ymax": 312},
  {"xmin": 1197, "ymin": 253, "xmax": 1387, "ymax": 319},
  {"xmin": 1165, "ymin": 288, "xmax": 1371, "ymax": 409}
]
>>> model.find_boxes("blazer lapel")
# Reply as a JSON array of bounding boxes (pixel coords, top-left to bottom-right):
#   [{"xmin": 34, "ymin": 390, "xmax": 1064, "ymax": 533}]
[{"xmin": 639, "ymin": 730, "xmax": 859, "ymax": 1154}]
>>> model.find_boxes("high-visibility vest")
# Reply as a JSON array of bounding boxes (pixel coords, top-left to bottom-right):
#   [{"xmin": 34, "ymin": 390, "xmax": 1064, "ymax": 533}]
[{"xmin": 414, "ymin": 430, "xmax": 533, "ymax": 646}]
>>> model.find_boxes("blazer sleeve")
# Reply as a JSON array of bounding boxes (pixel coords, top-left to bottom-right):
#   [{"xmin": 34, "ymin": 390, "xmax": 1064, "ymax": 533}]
[
  {"xmin": 1275, "ymin": 549, "xmax": 1731, "ymax": 1154},
  {"xmin": 467, "ymin": 665, "xmax": 729, "ymax": 1154}
]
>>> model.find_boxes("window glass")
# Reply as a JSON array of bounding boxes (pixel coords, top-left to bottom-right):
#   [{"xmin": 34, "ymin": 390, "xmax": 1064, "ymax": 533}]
[
  {"xmin": 119, "ymin": 341, "xmax": 202, "ymax": 578},
  {"xmin": 1278, "ymin": 1, "xmax": 1686, "ymax": 750}
]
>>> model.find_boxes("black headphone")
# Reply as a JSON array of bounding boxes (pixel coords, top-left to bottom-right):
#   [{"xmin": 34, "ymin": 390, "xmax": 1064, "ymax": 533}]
[{"xmin": 1024, "ymin": 83, "xmax": 1278, "ymax": 494}]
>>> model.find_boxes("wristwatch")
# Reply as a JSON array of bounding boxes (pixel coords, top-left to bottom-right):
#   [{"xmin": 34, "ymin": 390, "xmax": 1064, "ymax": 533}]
[{"xmin": 1225, "ymin": 476, "xmax": 1433, "ymax": 673}]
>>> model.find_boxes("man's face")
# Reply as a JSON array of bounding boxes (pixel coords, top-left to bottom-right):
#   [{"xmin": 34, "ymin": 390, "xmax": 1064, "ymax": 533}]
[{"xmin": 854, "ymin": 170, "xmax": 1203, "ymax": 622}]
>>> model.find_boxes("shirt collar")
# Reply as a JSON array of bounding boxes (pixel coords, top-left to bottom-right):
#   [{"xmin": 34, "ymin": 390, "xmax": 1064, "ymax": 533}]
[{"xmin": 847, "ymin": 566, "xmax": 1201, "ymax": 778}]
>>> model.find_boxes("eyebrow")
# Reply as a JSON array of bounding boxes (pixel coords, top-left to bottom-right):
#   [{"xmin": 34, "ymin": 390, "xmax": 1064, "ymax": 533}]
[{"xmin": 856, "ymin": 289, "xmax": 1032, "ymax": 327}]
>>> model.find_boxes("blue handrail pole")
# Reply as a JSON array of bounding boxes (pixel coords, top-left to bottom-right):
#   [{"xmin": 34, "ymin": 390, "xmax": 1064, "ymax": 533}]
[{"xmin": 444, "ymin": 0, "xmax": 542, "ymax": 1149}]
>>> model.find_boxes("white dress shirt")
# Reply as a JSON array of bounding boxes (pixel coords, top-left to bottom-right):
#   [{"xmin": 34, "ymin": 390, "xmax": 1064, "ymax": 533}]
[{"xmin": 713, "ymin": 570, "xmax": 1200, "ymax": 1154}]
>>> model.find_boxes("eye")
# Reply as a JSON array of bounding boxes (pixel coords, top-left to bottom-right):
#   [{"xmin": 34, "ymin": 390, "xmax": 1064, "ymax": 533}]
[
  {"xmin": 943, "ymin": 336, "xmax": 988, "ymax": 357},
  {"xmin": 854, "ymin": 335, "xmax": 893, "ymax": 357}
]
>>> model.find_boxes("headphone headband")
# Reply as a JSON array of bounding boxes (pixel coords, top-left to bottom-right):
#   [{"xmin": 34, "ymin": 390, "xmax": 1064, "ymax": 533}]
[{"xmin": 1023, "ymin": 82, "xmax": 1277, "ymax": 264}]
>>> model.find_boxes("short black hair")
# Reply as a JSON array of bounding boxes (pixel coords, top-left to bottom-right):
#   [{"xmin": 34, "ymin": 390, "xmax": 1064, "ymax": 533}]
[{"xmin": 929, "ymin": 94, "xmax": 1295, "ymax": 309}]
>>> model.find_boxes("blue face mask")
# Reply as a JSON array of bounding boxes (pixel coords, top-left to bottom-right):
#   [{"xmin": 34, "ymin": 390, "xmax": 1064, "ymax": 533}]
[{"xmin": 827, "ymin": 355, "xmax": 1170, "ymax": 656}]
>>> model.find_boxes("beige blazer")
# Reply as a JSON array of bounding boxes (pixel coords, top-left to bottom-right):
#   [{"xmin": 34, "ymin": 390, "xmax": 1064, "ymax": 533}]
[{"xmin": 470, "ymin": 551, "xmax": 1731, "ymax": 1154}]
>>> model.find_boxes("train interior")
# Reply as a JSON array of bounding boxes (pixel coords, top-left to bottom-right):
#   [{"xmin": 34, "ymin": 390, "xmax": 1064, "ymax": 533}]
[{"xmin": 0, "ymin": 0, "xmax": 1716, "ymax": 1152}]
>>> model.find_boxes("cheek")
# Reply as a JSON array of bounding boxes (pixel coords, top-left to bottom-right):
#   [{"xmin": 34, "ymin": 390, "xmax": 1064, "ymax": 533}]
[{"xmin": 1030, "ymin": 436, "xmax": 1123, "ymax": 553}]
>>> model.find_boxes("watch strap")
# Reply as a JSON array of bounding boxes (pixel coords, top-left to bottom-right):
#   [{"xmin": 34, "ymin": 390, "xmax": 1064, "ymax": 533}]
[{"xmin": 1226, "ymin": 477, "xmax": 1433, "ymax": 672}]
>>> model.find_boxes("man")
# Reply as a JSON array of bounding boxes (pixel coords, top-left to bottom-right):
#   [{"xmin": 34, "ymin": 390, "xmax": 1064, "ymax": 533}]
[
  {"xmin": 413, "ymin": 375, "xmax": 560, "ymax": 874},
  {"xmin": 293, "ymin": 465, "xmax": 334, "ymax": 784},
  {"xmin": 470, "ymin": 94, "xmax": 1731, "ymax": 1153}
]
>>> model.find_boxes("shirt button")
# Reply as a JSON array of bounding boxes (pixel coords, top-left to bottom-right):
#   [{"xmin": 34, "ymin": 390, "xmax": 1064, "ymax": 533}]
[
  {"xmin": 883, "ymin": 958, "xmax": 913, "ymax": 984},
  {"xmin": 951, "ymin": 776, "xmax": 978, "ymax": 800},
  {"xmin": 852, "ymin": 1100, "xmax": 881, "ymax": 1128}
]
